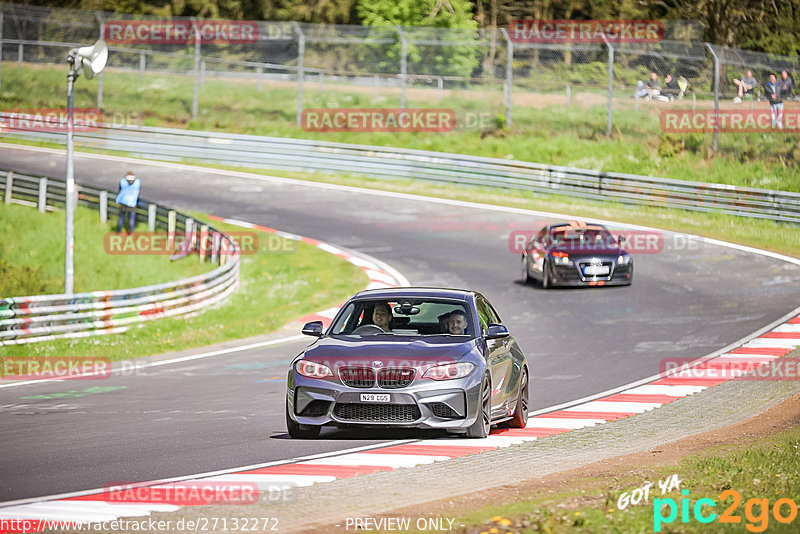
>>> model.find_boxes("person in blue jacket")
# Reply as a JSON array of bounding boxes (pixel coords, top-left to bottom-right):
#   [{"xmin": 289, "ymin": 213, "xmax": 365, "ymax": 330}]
[{"xmin": 116, "ymin": 171, "xmax": 141, "ymax": 233}]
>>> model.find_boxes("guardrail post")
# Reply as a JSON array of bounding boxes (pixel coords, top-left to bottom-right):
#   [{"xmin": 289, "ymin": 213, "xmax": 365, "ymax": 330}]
[
  {"xmin": 292, "ymin": 22, "xmax": 305, "ymax": 126},
  {"xmin": 185, "ymin": 217, "xmax": 194, "ymax": 248},
  {"xmin": 4, "ymin": 171, "xmax": 12, "ymax": 204},
  {"xmin": 95, "ymin": 12, "xmax": 104, "ymax": 109},
  {"xmin": 437, "ymin": 76, "xmax": 443, "ymax": 100},
  {"xmin": 692, "ymin": 93, "xmax": 696, "ymax": 112},
  {"xmin": 38, "ymin": 177, "xmax": 47, "ymax": 213},
  {"xmin": 139, "ymin": 52, "xmax": 145, "ymax": 80},
  {"xmin": 706, "ymin": 43, "xmax": 720, "ymax": 152},
  {"xmin": 501, "ymin": 28, "xmax": 513, "ymax": 127},
  {"xmin": 99, "ymin": 191, "xmax": 107, "ymax": 223},
  {"xmin": 148, "ymin": 203, "xmax": 156, "ymax": 231},
  {"xmin": 257, "ymin": 66, "xmax": 263, "ymax": 91},
  {"xmin": 220, "ymin": 237, "xmax": 228, "ymax": 265},
  {"xmin": 396, "ymin": 26, "xmax": 407, "ymax": 110},
  {"xmin": 191, "ymin": 17, "xmax": 200, "ymax": 120},
  {"xmin": 200, "ymin": 59, "xmax": 206, "ymax": 86},
  {"xmin": 211, "ymin": 232, "xmax": 220, "ymax": 263},
  {"xmin": 373, "ymin": 75, "xmax": 379, "ymax": 98},
  {"xmin": 17, "ymin": 41, "xmax": 22, "ymax": 68},
  {"xmin": 167, "ymin": 210, "xmax": 176, "ymax": 251},
  {"xmin": 199, "ymin": 225, "xmax": 209, "ymax": 261},
  {"xmin": 318, "ymin": 71, "xmax": 324, "ymax": 90},
  {"xmin": 567, "ymin": 84, "xmax": 571, "ymax": 107}
]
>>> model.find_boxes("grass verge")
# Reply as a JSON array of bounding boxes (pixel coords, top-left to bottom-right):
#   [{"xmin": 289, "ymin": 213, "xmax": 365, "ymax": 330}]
[
  {"xmin": 0, "ymin": 209, "xmax": 368, "ymax": 360},
  {"xmin": 0, "ymin": 201, "xmax": 212, "ymax": 296},
  {"xmin": 4, "ymin": 63, "xmax": 800, "ymax": 191}
]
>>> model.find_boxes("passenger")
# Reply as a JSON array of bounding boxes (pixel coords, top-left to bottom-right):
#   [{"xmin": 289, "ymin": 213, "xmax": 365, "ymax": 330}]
[
  {"xmin": 446, "ymin": 310, "xmax": 468, "ymax": 335},
  {"xmin": 438, "ymin": 311, "xmax": 451, "ymax": 333},
  {"xmin": 372, "ymin": 302, "xmax": 393, "ymax": 332}
]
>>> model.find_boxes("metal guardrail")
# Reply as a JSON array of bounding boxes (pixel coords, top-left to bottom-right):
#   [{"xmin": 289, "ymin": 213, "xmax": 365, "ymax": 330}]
[
  {"xmin": 0, "ymin": 169, "xmax": 241, "ymax": 345},
  {"xmin": 3, "ymin": 122, "xmax": 799, "ymax": 224}
]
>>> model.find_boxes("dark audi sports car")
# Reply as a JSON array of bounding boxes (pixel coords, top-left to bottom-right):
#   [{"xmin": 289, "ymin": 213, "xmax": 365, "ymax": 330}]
[
  {"xmin": 521, "ymin": 222, "xmax": 633, "ymax": 288},
  {"xmin": 286, "ymin": 288, "xmax": 529, "ymax": 439}
]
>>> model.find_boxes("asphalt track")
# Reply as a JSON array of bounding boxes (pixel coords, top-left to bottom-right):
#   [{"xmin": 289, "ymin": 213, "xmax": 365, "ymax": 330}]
[{"xmin": 2, "ymin": 145, "xmax": 800, "ymax": 502}]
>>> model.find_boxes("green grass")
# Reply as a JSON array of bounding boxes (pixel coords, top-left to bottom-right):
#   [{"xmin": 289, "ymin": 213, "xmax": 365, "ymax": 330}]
[
  {"xmin": 4, "ymin": 62, "xmax": 800, "ymax": 192},
  {"xmin": 375, "ymin": 403, "xmax": 800, "ymax": 533},
  {"xmin": 0, "ymin": 206, "xmax": 368, "ymax": 360},
  {"xmin": 0, "ymin": 202, "xmax": 213, "ymax": 296}
]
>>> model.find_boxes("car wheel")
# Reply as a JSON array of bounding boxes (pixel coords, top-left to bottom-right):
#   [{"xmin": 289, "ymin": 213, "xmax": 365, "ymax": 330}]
[
  {"xmin": 286, "ymin": 401, "xmax": 321, "ymax": 439},
  {"xmin": 520, "ymin": 255, "xmax": 532, "ymax": 284},
  {"xmin": 506, "ymin": 370, "xmax": 529, "ymax": 429},
  {"xmin": 541, "ymin": 262, "xmax": 552, "ymax": 289},
  {"xmin": 466, "ymin": 376, "xmax": 491, "ymax": 438}
]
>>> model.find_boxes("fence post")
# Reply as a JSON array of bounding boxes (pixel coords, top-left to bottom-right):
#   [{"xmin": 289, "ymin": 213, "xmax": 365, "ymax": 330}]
[
  {"xmin": 396, "ymin": 26, "xmax": 407, "ymax": 110},
  {"xmin": 38, "ymin": 177, "xmax": 47, "ymax": 213},
  {"xmin": 603, "ymin": 34, "xmax": 613, "ymax": 136},
  {"xmin": 139, "ymin": 51, "xmax": 145, "ymax": 80},
  {"xmin": 292, "ymin": 22, "xmax": 305, "ymax": 126},
  {"xmin": 148, "ymin": 203, "xmax": 156, "ymax": 231},
  {"xmin": 0, "ymin": 12, "xmax": 4, "ymax": 92},
  {"xmin": 567, "ymin": 84, "xmax": 571, "ymax": 107},
  {"xmin": 257, "ymin": 66, "xmax": 263, "ymax": 91},
  {"xmin": 199, "ymin": 225, "xmax": 209, "ymax": 261},
  {"xmin": 17, "ymin": 40, "xmax": 22, "ymax": 68},
  {"xmin": 191, "ymin": 17, "xmax": 200, "ymax": 120},
  {"xmin": 437, "ymin": 76, "xmax": 443, "ymax": 100},
  {"xmin": 185, "ymin": 218, "xmax": 194, "ymax": 249},
  {"xmin": 501, "ymin": 28, "xmax": 513, "ymax": 128},
  {"xmin": 167, "ymin": 210, "xmax": 176, "ymax": 251},
  {"xmin": 200, "ymin": 59, "xmax": 205, "ymax": 86},
  {"xmin": 4, "ymin": 171, "xmax": 12, "ymax": 204},
  {"xmin": 318, "ymin": 71, "xmax": 324, "ymax": 90},
  {"xmin": 95, "ymin": 12, "xmax": 104, "ymax": 109},
  {"xmin": 706, "ymin": 43, "xmax": 720, "ymax": 152},
  {"xmin": 99, "ymin": 190, "xmax": 107, "ymax": 223},
  {"xmin": 373, "ymin": 75, "xmax": 379, "ymax": 98}
]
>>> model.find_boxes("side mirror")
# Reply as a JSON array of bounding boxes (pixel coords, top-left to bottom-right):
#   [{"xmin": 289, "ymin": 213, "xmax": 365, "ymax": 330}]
[
  {"xmin": 486, "ymin": 323, "xmax": 510, "ymax": 340},
  {"xmin": 302, "ymin": 321, "xmax": 323, "ymax": 337}
]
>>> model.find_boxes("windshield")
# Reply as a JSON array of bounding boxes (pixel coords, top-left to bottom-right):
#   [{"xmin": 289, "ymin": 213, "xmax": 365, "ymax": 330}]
[
  {"xmin": 550, "ymin": 226, "xmax": 616, "ymax": 248},
  {"xmin": 329, "ymin": 299, "xmax": 474, "ymax": 338}
]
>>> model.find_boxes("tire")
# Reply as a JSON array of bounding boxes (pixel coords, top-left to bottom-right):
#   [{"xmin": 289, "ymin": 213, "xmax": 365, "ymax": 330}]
[
  {"xmin": 541, "ymin": 262, "xmax": 552, "ymax": 289},
  {"xmin": 466, "ymin": 376, "xmax": 491, "ymax": 438},
  {"xmin": 520, "ymin": 255, "xmax": 532, "ymax": 284},
  {"xmin": 286, "ymin": 401, "xmax": 321, "ymax": 439},
  {"xmin": 506, "ymin": 370, "xmax": 529, "ymax": 429}
]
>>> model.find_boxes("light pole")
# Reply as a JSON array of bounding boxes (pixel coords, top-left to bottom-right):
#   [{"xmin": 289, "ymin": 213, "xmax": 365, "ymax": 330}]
[{"xmin": 64, "ymin": 39, "xmax": 107, "ymax": 294}]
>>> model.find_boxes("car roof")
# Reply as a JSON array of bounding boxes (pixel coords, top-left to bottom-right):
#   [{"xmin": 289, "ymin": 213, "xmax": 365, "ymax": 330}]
[
  {"xmin": 351, "ymin": 287, "xmax": 473, "ymax": 302},
  {"xmin": 549, "ymin": 222, "xmax": 608, "ymax": 231}
]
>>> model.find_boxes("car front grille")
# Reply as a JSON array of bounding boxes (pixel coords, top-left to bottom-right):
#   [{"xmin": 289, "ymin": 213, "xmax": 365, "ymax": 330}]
[
  {"xmin": 333, "ymin": 403, "xmax": 421, "ymax": 422},
  {"xmin": 298, "ymin": 400, "xmax": 331, "ymax": 417},
  {"xmin": 428, "ymin": 402, "xmax": 462, "ymax": 419},
  {"xmin": 377, "ymin": 368, "xmax": 415, "ymax": 389},
  {"xmin": 339, "ymin": 367, "xmax": 375, "ymax": 388}
]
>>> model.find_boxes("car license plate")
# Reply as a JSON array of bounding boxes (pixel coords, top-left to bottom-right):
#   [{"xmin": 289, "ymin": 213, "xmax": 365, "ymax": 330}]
[
  {"xmin": 360, "ymin": 393, "xmax": 390, "ymax": 403},
  {"xmin": 583, "ymin": 265, "xmax": 610, "ymax": 276}
]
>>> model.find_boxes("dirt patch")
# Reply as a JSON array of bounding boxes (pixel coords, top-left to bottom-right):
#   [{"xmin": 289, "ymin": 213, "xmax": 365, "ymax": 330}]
[{"xmin": 312, "ymin": 392, "xmax": 800, "ymax": 532}]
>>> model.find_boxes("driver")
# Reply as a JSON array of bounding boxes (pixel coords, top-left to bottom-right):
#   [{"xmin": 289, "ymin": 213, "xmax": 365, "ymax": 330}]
[
  {"xmin": 372, "ymin": 302, "xmax": 393, "ymax": 331},
  {"xmin": 446, "ymin": 310, "xmax": 468, "ymax": 335}
]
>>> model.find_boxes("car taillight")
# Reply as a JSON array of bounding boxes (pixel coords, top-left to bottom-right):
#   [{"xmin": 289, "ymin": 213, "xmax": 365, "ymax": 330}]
[
  {"xmin": 423, "ymin": 362, "xmax": 475, "ymax": 380},
  {"xmin": 296, "ymin": 360, "xmax": 333, "ymax": 378}
]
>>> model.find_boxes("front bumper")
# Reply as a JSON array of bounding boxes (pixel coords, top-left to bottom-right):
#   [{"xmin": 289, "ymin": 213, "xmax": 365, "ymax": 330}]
[
  {"xmin": 287, "ymin": 370, "xmax": 483, "ymax": 431},
  {"xmin": 551, "ymin": 260, "xmax": 633, "ymax": 287}
]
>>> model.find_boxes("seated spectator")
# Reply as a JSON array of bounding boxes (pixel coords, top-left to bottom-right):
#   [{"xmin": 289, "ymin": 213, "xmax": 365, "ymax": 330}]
[
  {"xmin": 634, "ymin": 72, "xmax": 661, "ymax": 101},
  {"xmin": 733, "ymin": 70, "xmax": 758, "ymax": 102},
  {"xmin": 677, "ymin": 76, "xmax": 690, "ymax": 99},
  {"xmin": 662, "ymin": 74, "xmax": 680, "ymax": 101},
  {"xmin": 781, "ymin": 70, "xmax": 794, "ymax": 99}
]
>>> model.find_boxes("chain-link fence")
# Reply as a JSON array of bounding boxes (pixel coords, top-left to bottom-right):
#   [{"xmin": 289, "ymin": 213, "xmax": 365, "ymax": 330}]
[{"xmin": 1, "ymin": 2, "xmax": 799, "ymax": 146}]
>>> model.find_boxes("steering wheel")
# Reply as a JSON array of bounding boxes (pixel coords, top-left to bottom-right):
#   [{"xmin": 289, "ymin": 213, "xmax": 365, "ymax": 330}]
[{"xmin": 351, "ymin": 324, "xmax": 386, "ymax": 335}]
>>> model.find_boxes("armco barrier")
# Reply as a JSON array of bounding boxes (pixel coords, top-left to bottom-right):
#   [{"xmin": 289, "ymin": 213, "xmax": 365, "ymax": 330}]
[
  {"xmin": 0, "ymin": 169, "xmax": 240, "ymax": 345},
  {"xmin": 3, "ymin": 121, "xmax": 799, "ymax": 224}
]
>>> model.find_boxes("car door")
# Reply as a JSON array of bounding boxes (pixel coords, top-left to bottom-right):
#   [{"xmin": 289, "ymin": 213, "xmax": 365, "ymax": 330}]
[
  {"xmin": 526, "ymin": 227, "xmax": 548, "ymax": 277},
  {"xmin": 477, "ymin": 296, "xmax": 512, "ymax": 418}
]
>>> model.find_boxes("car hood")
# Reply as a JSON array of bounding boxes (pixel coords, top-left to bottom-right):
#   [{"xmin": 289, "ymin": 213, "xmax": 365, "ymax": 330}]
[
  {"xmin": 550, "ymin": 244, "xmax": 626, "ymax": 256},
  {"xmin": 301, "ymin": 336, "xmax": 476, "ymax": 369}
]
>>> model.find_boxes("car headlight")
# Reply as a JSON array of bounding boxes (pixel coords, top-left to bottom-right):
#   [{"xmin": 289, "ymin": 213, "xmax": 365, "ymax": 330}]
[
  {"xmin": 295, "ymin": 360, "xmax": 333, "ymax": 378},
  {"xmin": 617, "ymin": 254, "xmax": 631, "ymax": 265},
  {"xmin": 423, "ymin": 362, "xmax": 475, "ymax": 380},
  {"xmin": 551, "ymin": 252, "xmax": 571, "ymax": 265}
]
